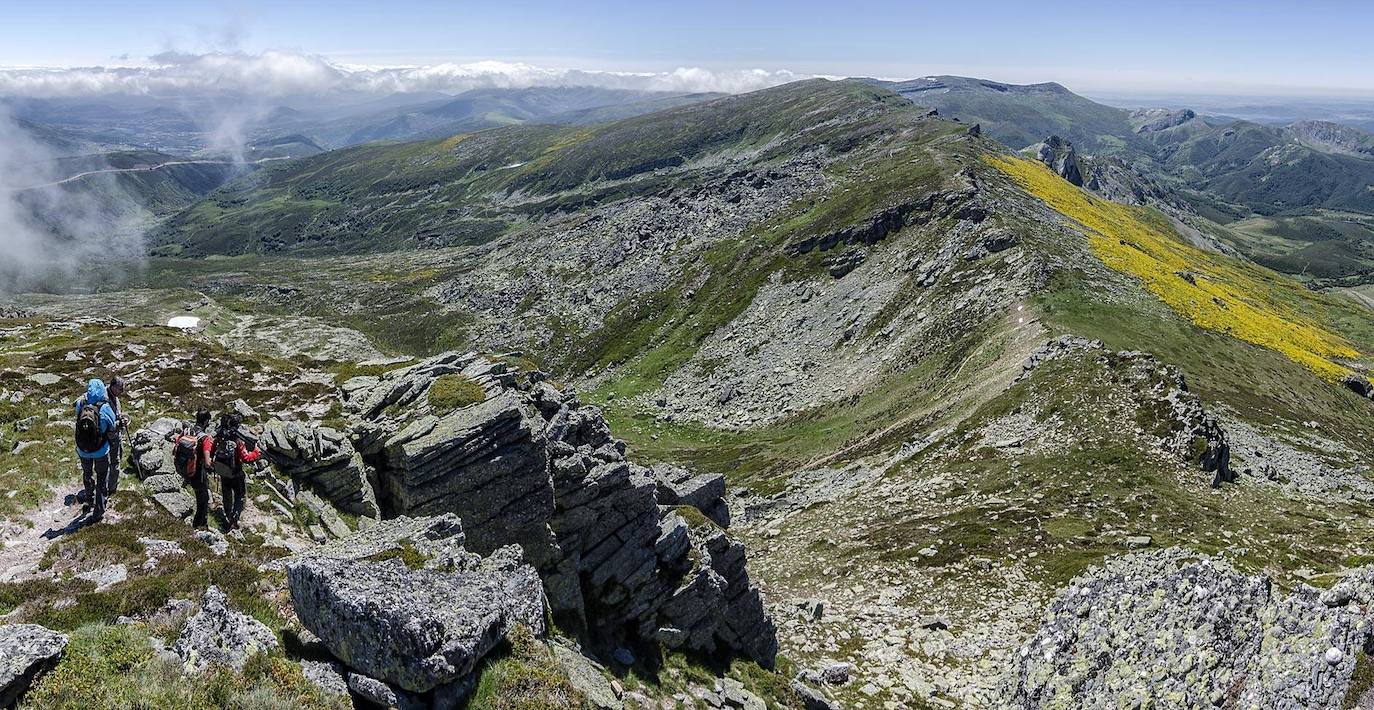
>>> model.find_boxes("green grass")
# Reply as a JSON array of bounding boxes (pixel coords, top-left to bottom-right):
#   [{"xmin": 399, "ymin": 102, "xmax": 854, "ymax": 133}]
[
  {"xmin": 20, "ymin": 624, "xmax": 348, "ymax": 710},
  {"xmin": 428, "ymin": 374, "xmax": 486, "ymax": 411},
  {"xmin": 467, "ymin": 625, "xmax": 588, "ymax": 710}
]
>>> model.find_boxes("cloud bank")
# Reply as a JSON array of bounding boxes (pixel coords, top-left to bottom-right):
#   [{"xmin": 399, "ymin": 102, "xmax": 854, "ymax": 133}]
[
  {"xmin": 0, "ymin": 52, "xmax": 814, "ymax": 98},
  {"xmin": 0, "ymin": 107, "xmax": 146, "ymax": 293}
]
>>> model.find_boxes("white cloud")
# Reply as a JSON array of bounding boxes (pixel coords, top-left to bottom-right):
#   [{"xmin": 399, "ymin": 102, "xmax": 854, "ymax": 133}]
[{"xmin": 0, "ymin": 52, "xmax": 812, "ymax": 98}]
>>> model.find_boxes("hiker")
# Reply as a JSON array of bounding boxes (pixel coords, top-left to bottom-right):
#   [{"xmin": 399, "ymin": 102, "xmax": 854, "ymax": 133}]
[
  {"xmin": 73, "ymin": 379, "xmax": 118, "ymax": 520},
  {"xmin": 209, "ymin": 411, "xmax": 262, "ymax": 530},
  {"xmin": 105, "ymin": 375, "xmax": 130, "ymax": 491},
  {"xmin": 166, "ymin": 409, "xmax": 213, "ymax": 529}
]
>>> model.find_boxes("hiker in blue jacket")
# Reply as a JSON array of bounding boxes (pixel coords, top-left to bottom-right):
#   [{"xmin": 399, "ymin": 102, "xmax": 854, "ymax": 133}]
[{"xmin": 74, "ymin": 379, "xmax": 118, "ymax": 521}]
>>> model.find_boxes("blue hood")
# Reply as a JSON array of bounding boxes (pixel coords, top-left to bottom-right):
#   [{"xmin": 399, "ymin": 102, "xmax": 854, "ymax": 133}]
[{"xmin": 86, "ymin": 379, "xmax": 107, "ymax": 405}]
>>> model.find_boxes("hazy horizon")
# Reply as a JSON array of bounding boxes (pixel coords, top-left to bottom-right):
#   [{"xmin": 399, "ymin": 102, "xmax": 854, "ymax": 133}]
[{"xmin": 3, "ymin": 0, "xmax": 1373, "ymax": 99}]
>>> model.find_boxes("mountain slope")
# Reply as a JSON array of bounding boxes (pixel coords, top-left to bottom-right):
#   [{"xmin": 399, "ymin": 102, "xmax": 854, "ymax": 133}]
[{"xmin": 26, "ymin": 78, "xmax": 1374, "ymax": 707}]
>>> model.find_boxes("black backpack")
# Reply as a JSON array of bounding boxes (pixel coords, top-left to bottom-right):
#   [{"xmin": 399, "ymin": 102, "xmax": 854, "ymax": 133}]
[
  {"xmin": 213, "ymin": 429, "xmax": 240, "ymax": 478},
  {"xmin": 75, "ymin": 401, "xmax": 103, "ymax": 453}
]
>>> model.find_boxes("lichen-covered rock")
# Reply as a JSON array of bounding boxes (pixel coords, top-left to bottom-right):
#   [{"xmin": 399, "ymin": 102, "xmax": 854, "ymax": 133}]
[
  {"xmin": 262, "ymin": 420, "xmax": 379, "ymax": 518},
  {"xmin": 173, "ymin": 586, "xmax": 279, "ymax": 673},
  {"xmin": 263, "ymin": 513, "xmax": 471, "ymax": 572},
  {"xmin": 129, "ymin": 417, "xmax": 181, "ymax": 479},
  {"xmin": 0, "ymin": 624, "xmax": 67, "ymax": 707},
  {"xmin": 1006, "ymin": 549, "xmax": 1374, "ymax": 709},
  {"xmin": 379, "ymin": 391, "xmax": 552, "ymax": 555},
  {"xmin": 287, "ymin": 546, "xmax": 546, "ymax": 693}
]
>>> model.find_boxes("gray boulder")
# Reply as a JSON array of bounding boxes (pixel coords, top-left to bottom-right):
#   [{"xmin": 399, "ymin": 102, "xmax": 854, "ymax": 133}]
[
  {"xmin": 173, "ymin": 586, "xmax": 279, "ymax": 673},
  {"xmin": 0, "ymin": 624, "xmax": 67, "ymax": 707},
  {"xmin": 287, "ymin": 546, "xmax": 546, "ymax": 693},
  {"xmin": 1007, "ymin": 549, "xmax": 1374, "ymax": 709},
  {"xmin": 129, "ymin": 417, "xmax": 181, "ymax": 479}
]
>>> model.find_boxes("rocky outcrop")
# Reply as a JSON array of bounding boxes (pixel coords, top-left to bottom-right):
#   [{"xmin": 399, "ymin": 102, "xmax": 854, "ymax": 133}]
[
  {"xmin": 784, "ymin": 170, "xmax": 983, "ymax": 256},
  {"xmin": 129, "ymin": 417, "xmax": 182, "ymax": 479},
  {"xmin": 1342, "ymin": 374, "xmax": 1374, "ymax": 400},
  {"xmin": 287, "ymin": 544, "xmax": 545, "ymax": 694},
  {"xmin": 1028, "ymin": 135, "xmax": 1083, "ymax": 186},
  {"xmin": 1007, "ymin": 549, "xmax": 1374, "ymax": 709},
  {"xmin": 1017, "ymin": 336, "xmax": 1232, "ymax": 483},
  {"xmin": 650, "ymin": 463, "xmax": 730, "ymax": 528},
  {"xmin": 262, "ymin": 420, "xmax": 379, "ymax": 518},
  {"xmin": 1130, "ymin": 107, "xmax": 1197, "ymax": 134},
  {"xmin": 0, "ymin": 624, "xmax": 67, "ymax": 707},
  {"xmin": 173, "ymin": 586, "xmax": 279, "ymax": 673},
  {"xmin": 342, "ymin": 352, "xmax": 779, "ymax": 668}
]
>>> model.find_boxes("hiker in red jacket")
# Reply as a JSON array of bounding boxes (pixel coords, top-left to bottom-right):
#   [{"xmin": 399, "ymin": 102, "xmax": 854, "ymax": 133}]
[{"xmin": 207, "ymin": 412, "xmax": 262, "ymax": 530}]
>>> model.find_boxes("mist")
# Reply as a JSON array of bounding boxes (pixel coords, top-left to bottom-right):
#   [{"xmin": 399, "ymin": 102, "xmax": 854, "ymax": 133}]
[{"xmin": 0, "ymin": 106, "xmax": 148, "ymax": 294}]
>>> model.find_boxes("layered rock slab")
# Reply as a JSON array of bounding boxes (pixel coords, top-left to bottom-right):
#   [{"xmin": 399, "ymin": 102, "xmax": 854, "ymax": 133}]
[{"xmin": 287, "ymin": 547, "xmax": 546, "ymax": 693}]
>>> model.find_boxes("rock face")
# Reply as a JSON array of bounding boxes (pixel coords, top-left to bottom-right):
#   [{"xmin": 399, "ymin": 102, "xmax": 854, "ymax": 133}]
[
  {"xmin": 1028, "ymin": 135, "xmax": 1083, "ymax": 186},
  {"xmin": 288, "ymin": 544, "xmax": 545, "ymax": 694},
  {"xmin": 650, "ymin": 463, "xmax": 730, "ymax": 528},
  {"xmin": 344, "ymin": 352, "xmax": 779, "ymax": 667},
  {"xmin": 261, "ymin": 420, "xmax": 379, "ymax": 518},
  {"xmin": 173, "ymin": 586, "xmax": 279, "ymax": 673},
  {"xmin": 1006, "ymin": 549, "xmax": 1374, "ymax": 709},
  {"xmin": 0, "ymin": 624, "xmax": 67, "ymax": 707}
]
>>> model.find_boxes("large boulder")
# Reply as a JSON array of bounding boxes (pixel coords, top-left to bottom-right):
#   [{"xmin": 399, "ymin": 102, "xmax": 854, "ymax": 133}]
[
  {"xmin": 1006, "ymin": 549, "xmax": 1374, "ymax": 708},
  {"xmin": 173, "ymin": 586, "xmax": 279, "ymax": 673},
  {"xmin": 128, "ymin": 417, "xmax": 182, "ymax": 479},
  {"xmin": 0, "ymin": 624, "xmax": 67, "ymax": 707},
  {"xmin": 287, "ymin": 546, "xmax": 546, "ymax": 693},
  {"xmin": 379, "ymin": 392, "xmax": 553, "ymax": 556},
  {"xmin": 262, "ymin": 420, "xmax": 379, "ymax": 518}
]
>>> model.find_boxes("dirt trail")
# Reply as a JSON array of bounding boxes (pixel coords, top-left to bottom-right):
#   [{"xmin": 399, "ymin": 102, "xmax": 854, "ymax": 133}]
[
  {"xmin": 4, "ymin": 156, "xmax": 291, "ymax": 192},
  {"xmin": 0, "ymin": 486, "xmax": 128, "ymax": 585}
]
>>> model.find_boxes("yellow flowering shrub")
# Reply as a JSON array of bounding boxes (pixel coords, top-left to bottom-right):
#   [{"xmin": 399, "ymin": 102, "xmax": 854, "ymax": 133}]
[{"xmin": 988, "ymin": 154, "xmax": 1360, "ymax": 380}]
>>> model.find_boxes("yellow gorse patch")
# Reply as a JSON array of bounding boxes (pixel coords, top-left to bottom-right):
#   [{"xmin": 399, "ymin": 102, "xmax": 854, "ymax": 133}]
[{"xmin": 987, "ymin": 154, "xmax": 1359, "ymax": 380}]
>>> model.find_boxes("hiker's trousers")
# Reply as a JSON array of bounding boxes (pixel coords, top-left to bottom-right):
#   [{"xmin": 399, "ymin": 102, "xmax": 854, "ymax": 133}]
[
  {"xmin": 221, "ymin": 474, "xmax": 246, "ymax": 526},
  {"xmin": 80, "ymin": 455, "xmax": 108, "ymax": 515},
  {"xmin": 188, "ymin": 472, "xmax": 210, "ymax": 528}
]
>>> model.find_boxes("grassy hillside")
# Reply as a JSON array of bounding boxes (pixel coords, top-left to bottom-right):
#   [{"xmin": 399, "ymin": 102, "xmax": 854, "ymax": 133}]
[{"xmin": 153, "ymin": 80, "xmax": 919, "ymax": 255}]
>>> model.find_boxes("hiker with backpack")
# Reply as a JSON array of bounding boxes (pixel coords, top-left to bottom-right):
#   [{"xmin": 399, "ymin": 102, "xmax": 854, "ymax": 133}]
[
  {"xmin": 105, "ymin": 376, "xmax": 130, "ymax": 478},
  {"xmin": 208, "ymin": 411, "xmax": 262, "ymax": 530},
  {"xmin": 166, "ymin": 409, "xmax": 213, "ymax": 529},
  {"xmin": 73, "ymin": 379, "xmax": 118, "ymax": 521}
]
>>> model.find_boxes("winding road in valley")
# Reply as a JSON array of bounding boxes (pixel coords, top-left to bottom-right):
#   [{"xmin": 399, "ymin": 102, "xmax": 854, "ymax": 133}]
[{"xmin": 4, "ymin": 156, "xmax": 292, "ymax": 192}]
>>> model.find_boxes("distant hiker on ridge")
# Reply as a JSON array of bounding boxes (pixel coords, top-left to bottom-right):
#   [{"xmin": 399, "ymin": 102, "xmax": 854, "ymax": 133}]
[{"xmin": 73, "ymin": 379, "xmax": 118, "ymax": 521}]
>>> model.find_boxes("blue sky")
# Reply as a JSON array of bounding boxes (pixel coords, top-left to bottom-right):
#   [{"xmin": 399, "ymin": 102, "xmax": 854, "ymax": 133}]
[{"xmin": 2, "ymin": 0, "xmax": 1372, "ymax": 95}]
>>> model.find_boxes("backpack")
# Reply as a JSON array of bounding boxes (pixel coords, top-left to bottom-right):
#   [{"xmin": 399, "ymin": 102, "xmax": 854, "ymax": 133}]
[
  {"xmin": 213, "ymin": 430, "xmax": 240, "ymax": 478},
  {"xmin": 174, "ymin": 432, "xmax": 203, "ymax": 478},
  {"xmin": 75, "ymin": 401, "xmax": 103, "ymax": 454}
]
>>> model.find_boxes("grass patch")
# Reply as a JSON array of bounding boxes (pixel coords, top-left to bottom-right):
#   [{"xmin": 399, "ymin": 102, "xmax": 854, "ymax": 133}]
[
  {"xmin": 468, "ymin": 625, "xmax": 588, "ymax": 710},
  {"xmin": 21, "ymin": 624, "xmax": 348, "ymax": 710},
  {"xmin": 428, "ymin": 374, "xmax": 486, "ymax": 411}
]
